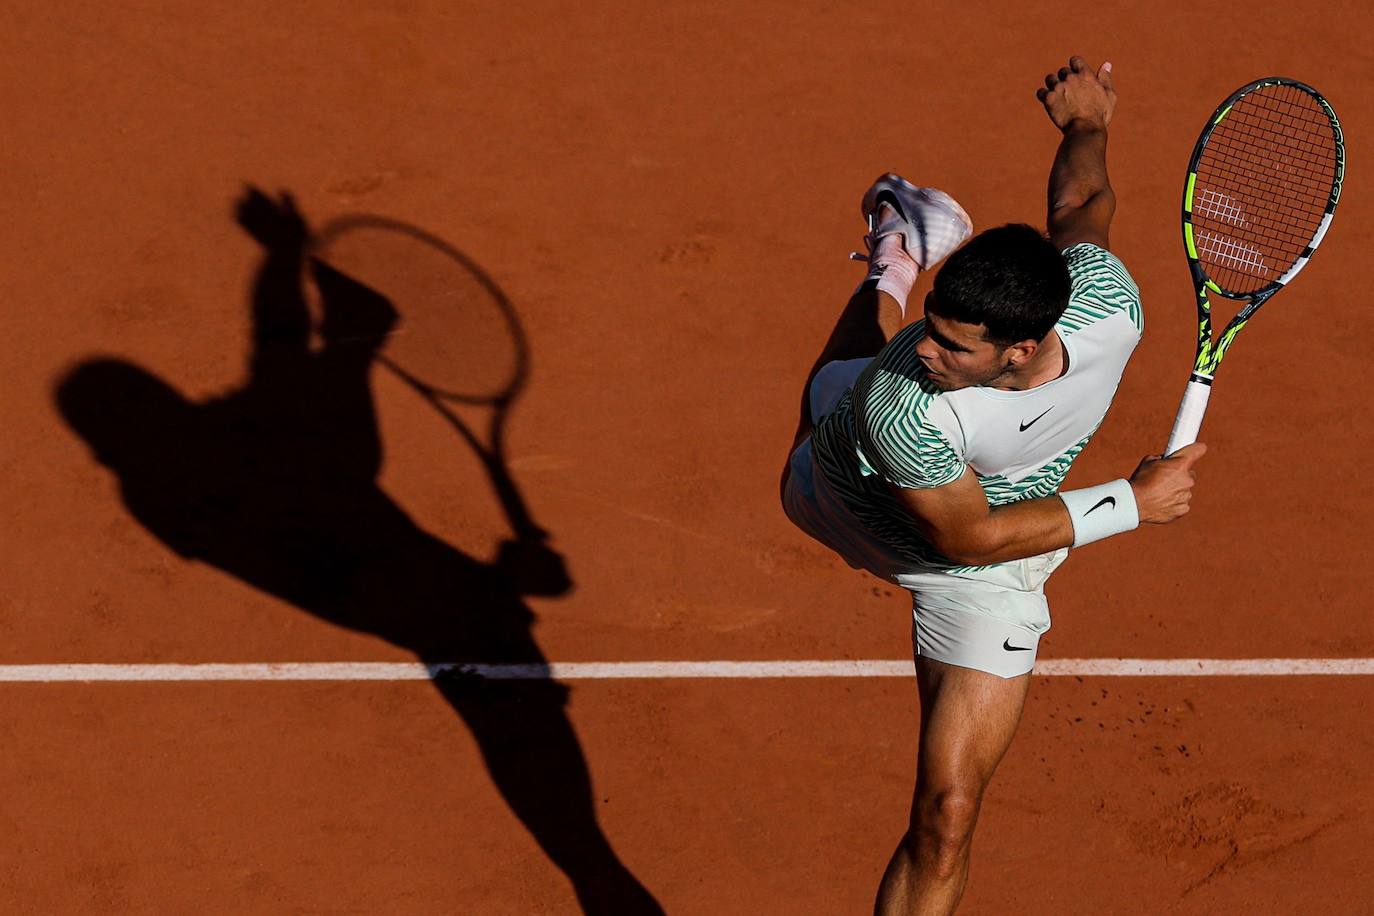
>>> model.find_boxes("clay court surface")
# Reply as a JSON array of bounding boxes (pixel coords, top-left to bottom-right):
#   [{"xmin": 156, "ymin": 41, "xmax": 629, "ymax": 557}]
[{"xmin": 3, "ymin": 2, "xmax": 1372, "ymax": 912}]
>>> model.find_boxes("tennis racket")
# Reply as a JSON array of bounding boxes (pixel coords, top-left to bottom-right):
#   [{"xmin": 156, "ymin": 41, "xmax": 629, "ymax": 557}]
[
  {"xmin": 1165, "ymin": 78, "xmax": 1345, "ymax": 455},
  {"xmin": 309, "ymin": 215, "xmax": 543, "ymax": 541}
]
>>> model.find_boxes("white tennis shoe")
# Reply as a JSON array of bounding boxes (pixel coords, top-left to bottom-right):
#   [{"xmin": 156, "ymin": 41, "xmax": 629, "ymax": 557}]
[{"xmin": 852, "ymin": 173, "xmax": 973, "ymax": 270}]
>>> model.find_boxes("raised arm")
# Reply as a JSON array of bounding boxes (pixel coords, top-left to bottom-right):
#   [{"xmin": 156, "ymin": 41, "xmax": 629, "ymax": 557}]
[
  {"xmin": 1039, "ymin": 56, "xmax": 1117, "ymax": 251},
  {"xmin": 236, "ymin": 187, "xmax": 312, "ymax": 354}
]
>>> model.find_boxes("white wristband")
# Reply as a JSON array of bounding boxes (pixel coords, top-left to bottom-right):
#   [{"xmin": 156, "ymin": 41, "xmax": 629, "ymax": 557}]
[{"xmin": 1058, "ymin": 479, "xmax": 1139, "ymax": 547}]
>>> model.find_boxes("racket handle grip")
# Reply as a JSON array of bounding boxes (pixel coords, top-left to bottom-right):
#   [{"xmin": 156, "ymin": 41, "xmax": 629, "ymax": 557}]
[{"xmin": 1165, "ymin": 376, "xmax": 1212, "ymax": 456}]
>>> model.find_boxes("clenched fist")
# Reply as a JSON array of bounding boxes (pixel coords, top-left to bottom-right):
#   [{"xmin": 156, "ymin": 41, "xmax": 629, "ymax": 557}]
[
  {"xmin": 1130, "ymin": 443, "xmax": 1207, "ymax": 524},
  {"xmin": 1038, "ymin": 55, "xmax": 1117, "ymax": 133}
]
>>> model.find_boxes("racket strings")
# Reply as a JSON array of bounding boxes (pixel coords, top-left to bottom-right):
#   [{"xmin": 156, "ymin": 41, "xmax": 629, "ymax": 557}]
[{"xmin": 1193, "ymin": 84, "xmax": 1338, "ymax": 293}]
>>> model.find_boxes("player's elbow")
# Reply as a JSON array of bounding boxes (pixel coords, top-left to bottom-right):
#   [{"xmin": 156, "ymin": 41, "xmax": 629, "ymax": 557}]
[
  {"xmin": 928, "ymin": 529, "xmax": 999, "ymax": 567},
  {"xmin": 941, "ymin": 546, "xmax": 997, "ymax": 566},
  {"xmin": 1049, "ymin": 188, "xmax": 1116, "ymax": 249},
  {"xmin": 1051, "ymin": 185, "xmax": 1116, "ymax": 225},
  {"xmin": 1052, "ymin": 182, "xmax": 1113, "ymax": 212}
]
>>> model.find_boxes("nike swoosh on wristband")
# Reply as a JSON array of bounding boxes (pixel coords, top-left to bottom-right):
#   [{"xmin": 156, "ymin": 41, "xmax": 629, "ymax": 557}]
[
  {"xmin": 1002, "ymin": 639, "xmax": 1032, "ymax": 652},
  {"xmin": 1019, "ymin": 407, "xmax": 1054, "ymax": 432},
  {"xmin": 1085, "ymin": 496, "xmax": 1116, "ymax": 515}
]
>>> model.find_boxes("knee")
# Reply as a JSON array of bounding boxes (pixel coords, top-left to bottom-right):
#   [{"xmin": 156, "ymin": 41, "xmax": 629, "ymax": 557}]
[{"xmin": 910, "ymin": 788, "xmax": 982, "ymax": 877}]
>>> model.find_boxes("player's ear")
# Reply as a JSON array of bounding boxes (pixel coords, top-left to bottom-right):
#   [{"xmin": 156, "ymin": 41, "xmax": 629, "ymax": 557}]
[{"xmin": 1002, "ymin": 338, "xmax": 1038, "ymax": 368}]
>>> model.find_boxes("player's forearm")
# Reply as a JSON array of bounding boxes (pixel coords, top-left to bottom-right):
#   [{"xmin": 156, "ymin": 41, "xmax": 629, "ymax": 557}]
[
  {"xmin": 1048, "ymin": 123, "xmax": 1114, "ymax": 215},
  {"xmin": 944, "ymin": 496, "xmax": 1074, "ymax": 566},
  {"xmin": 250, "ymin": 247, "xmax": 310, "ymax": 346}
]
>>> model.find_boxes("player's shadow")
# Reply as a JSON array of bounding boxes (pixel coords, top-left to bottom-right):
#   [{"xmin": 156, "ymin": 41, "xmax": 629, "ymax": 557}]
[{"xmin": 53, "ymin": 188, "xmax": 662, "ymax": 916}]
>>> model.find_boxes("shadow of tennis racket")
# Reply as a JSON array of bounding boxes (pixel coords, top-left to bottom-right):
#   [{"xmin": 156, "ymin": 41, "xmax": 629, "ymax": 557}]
[{"xmin": 310, "ymin": 215, "xmax": 568, "ymax": 594}]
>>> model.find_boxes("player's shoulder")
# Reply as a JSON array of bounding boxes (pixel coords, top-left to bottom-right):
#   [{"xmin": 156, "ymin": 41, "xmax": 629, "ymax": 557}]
[
  {"xmin": 1059, "ymin": 243, "xmax": 1144, "ymax": 335},
  {"xmin": 862, "ymin": 321, "xmax": 948, "ymax": 411},
  {"xmin": 855, "ymin": 321, "xmax": 964, "ymax": 446},
  {"xmin": 1062, "ymin": 241, "xmax": 1135, "ymax": 282}
]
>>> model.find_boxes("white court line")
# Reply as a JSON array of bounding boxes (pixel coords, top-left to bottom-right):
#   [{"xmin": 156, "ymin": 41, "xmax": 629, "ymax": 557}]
[{"xmin": 0, "ymin": 659, "xmax": 1372, "ymax": 682}]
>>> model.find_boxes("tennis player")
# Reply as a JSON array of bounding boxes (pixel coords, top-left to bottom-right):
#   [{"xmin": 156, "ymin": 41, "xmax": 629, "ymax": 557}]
[{"xmin": 781, "ymin": 57, "xmax": 1206, "ymax": 913}]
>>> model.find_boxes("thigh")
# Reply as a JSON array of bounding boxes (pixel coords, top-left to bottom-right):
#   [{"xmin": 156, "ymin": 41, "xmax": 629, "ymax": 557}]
[
  {"xmin": 914, "ymin": 656, "xmax": 1031, "ymax": 794},
  {"xmin": 791, "ymin": 286, "xmax": 893, "ymax": 449}
]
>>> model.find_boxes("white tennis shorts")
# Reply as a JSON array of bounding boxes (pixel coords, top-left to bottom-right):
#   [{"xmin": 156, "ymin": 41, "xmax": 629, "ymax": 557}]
[{"xmin": 784, "ymin": 359, "xmax": 1068, "ymax": 679}]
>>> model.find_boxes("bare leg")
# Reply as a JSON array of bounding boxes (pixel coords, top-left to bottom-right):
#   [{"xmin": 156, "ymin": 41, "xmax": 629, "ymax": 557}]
[
  {"xmin": 874, "ymin": 657, "xmax": 1031, "ymax": 916},
  {"xmin": 780, "ymin": 282, "xmax": 909, "ymax": 509},
  {"xmin": 790, "ymin": 284, "xmax": 905, "ymax": 451}
]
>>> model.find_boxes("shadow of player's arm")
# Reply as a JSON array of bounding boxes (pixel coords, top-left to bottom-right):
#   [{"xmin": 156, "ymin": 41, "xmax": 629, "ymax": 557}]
[
  {"xmin": 236, "ymin": 188, "xmax": 312, "ymax": 366},
  {"xmin": 310, "ymin": 259, "xmax": 398, "ymax": 354}
]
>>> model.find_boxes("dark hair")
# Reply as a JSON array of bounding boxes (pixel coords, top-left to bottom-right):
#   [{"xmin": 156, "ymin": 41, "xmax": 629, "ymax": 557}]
[{"xmin": 930, "ymin": 224, "xmax": 1071, "ymax": 345}]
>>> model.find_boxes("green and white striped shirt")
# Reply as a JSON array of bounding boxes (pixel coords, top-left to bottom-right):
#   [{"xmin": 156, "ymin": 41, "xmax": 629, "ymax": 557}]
[{"xmin": 810, "ymin": 244, "xmax": 1143, "ymax": 570}]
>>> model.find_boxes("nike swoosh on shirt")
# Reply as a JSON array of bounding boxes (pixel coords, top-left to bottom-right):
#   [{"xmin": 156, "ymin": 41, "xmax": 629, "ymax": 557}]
[
  {"xmin": 1002, "ymin": 639, "xmax": 1032, "ymax": 652},
  {"xmin": 1019, "ymin": 407, "xmax": 1054, "ymax": 432}
]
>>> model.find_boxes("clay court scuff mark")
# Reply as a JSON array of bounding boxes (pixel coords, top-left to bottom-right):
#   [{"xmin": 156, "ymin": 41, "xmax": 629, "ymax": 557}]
[
  {"xmin": 1133, "ymin": 780, "xmax": 1344, "ymax": 898},
  {"xmin": 659, "ymin": 237, "xmax": 715, "ymax": 266},
  {"xmin": 562, "ymin": 487, "xmax": 757, "ymax": 558},
  {"xmin": 646, "ymin": 601, "xmax": 780, "ymax": 634},
  {"xmin": 563, "ymin": 488, "xmax": 858, "ymax": 576},
  {"xmin": 323, "ymin": 171, "xmax": 401, "ymax": 202},
  {"xmin": 1183, "ymin": 812, "xmax": 1345, "ymax": 896}
]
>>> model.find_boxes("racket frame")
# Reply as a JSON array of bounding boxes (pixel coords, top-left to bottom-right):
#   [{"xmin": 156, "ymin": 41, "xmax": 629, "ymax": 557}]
[
  {"xmin": 1166, "ymin": 77, "xmax": 1344, "ymax": 454},
  {"xmin": 309, "ymin": 215, "xmax": 544, "ymax": 541},
  {"xmin": 309, "ymin": 214, "xmax": 529, "ymax": 406}
]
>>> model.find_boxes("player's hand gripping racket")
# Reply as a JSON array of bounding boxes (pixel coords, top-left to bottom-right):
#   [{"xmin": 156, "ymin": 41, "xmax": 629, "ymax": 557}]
[{"xmin": 1166, "ymin": 78, "xmax": 1345, "ymax": 455}]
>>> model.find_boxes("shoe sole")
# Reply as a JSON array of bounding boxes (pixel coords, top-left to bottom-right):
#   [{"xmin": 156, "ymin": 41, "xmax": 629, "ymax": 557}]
[{"xmin": 861, "ymin": 173, "xmax": 972, "ymax": 267}]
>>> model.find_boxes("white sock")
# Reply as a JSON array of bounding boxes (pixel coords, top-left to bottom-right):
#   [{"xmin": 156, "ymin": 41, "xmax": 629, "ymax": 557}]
[{"xmin": 866, "ymin": 233, "xmax": 919, "ymax": 314}]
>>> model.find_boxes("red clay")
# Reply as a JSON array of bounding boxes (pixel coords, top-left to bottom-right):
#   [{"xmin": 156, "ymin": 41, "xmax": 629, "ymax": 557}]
[{"xmin": 3, "ymin": 2, "xmax": 1372, "ymax": 912}]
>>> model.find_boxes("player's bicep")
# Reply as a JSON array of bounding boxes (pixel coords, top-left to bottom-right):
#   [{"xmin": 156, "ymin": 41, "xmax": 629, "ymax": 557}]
[
  {"xmin": 1048, "ymin": 188, "xmax": 1116, "ymax": 251},
  {"xmin": 883, "ymin": 468, "xmax": 992, "ymax": 563}
]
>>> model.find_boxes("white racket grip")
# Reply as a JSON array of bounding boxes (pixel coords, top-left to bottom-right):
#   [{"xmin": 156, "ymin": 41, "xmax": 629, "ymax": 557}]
[{"xmin": 1165, "ymin": 376, "xmax": 1212, "ymax": 455}]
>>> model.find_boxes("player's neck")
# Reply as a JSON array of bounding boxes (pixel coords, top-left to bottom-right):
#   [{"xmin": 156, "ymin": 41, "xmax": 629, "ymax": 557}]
[{"xmin": 991, "ymin": 330, "xmax": 1068, "ymax": 391}]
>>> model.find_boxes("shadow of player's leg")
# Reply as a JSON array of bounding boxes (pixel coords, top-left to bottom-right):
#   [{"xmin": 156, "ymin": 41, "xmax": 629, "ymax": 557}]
[{"xmin": 437, "ymin": 675, "xmax": 664, "ymax": 915}]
